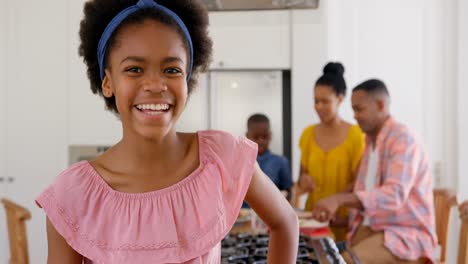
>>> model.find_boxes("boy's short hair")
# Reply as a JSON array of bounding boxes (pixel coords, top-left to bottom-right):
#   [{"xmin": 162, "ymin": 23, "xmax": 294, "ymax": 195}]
[{"xmin": 247, "ymin": 114, "xmax": 270, "ymax": 129}]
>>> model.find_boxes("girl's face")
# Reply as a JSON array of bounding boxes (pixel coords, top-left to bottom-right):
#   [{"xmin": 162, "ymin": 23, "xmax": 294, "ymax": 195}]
[
  {"xmin": 314, "ymin": 84, "xmax": 343, "ymax": 123},
  {"xmin": 102, "ymin": 19, "xmax": 189, "ymax": 140}
]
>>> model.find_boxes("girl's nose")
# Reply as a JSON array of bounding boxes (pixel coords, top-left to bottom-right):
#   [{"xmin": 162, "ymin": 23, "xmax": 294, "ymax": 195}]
[{"xmin": 143, "ymin": 73, "xmax": 167, "ymax": 93}]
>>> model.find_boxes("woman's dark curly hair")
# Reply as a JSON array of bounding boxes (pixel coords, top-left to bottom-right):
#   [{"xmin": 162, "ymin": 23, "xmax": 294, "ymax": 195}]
[{"xmin": 78, "ymin": 0, "xmax": 213, "ymax": 114}]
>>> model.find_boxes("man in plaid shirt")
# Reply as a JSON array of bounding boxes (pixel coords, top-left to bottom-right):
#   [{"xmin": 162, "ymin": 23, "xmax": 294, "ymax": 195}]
[{"xmin": 311, "ymin": 79, "xmax": 436, "ymax": 263}]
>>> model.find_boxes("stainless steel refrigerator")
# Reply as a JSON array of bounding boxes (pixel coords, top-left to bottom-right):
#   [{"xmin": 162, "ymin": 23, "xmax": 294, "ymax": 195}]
[{"xmin": 177, "ymin": 70, "xmax": 291, "ymax": 159}]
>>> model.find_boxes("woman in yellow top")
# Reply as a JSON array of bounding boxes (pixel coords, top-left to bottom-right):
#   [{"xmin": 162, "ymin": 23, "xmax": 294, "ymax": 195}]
[{"xmin": 298, "ymin": 62, "xmax": 365, "ymax": 241}]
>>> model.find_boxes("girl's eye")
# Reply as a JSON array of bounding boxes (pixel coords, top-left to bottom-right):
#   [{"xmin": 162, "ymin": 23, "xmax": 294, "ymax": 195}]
[
  {"xmin": 164, "ymin": 67, "xmax": 182, "ymax": 75},
  {"xmin": 125, "ymin": 67, "xmax": 143, "ymax": 74}
]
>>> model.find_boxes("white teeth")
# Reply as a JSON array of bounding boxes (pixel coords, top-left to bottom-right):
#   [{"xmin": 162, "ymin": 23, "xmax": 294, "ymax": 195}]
[
  {"xmin": 136, "ymin": 104, "xmax": 170, "ymax": 111},
  {"xmin": 146, "ymin": 111, "xmax": 163, "ymax": 116}
]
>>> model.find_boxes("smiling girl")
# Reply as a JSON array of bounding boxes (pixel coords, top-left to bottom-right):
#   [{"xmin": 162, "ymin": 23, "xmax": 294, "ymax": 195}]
[{"xmin": 36, "ymin": 1, "xmax": 298, "ymax": 263}]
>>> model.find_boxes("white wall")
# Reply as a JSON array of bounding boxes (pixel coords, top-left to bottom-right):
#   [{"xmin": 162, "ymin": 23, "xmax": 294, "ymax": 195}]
[
  {"xmin": 322, "ymin": 0, "xmax": 456, "ymax": 188},
  {"xmin": 447, "ymin": 1, "xmax": 468, "ymax": 261},
  {"xmin": 290, "ymin": 9, "xmax": 326, "ymax": 179},
  {"xmin": 343, "ymin": 0, "xmax": 424, "ymax": 116},
  {"xmin": 423, "ymin": 0, "xmax": 450, "ymax": 188},
  {"xmin": 457, "ymin": 0, "xmax": 468, "ymax": 202},
  {"xmin": 2, "ymin": 1, "xmax": 69, "ymax": 262},
  {"xmin": 0, "ymin": 0, "xmax": 7, "ymax": 181},
  {"xmin": 0, "ymin": 0, "xmax": 8, "ymax": 261},
  {"xmin": 439, "ymin": 0, "xmax": 460, "ymax": 191},
  {"xmin": 428, "ymin": 1, "xmax": 466, "ymax": 262}
]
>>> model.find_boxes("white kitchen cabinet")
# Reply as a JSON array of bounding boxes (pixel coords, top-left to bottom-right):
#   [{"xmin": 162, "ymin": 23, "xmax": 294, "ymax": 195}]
[
  {"xmin": 209, "ymin": 11, "xmax": 291, "ymax": 70},
  {"xmin": 176, "ymin": 70, "xmax": 285, "ymax": 155}
]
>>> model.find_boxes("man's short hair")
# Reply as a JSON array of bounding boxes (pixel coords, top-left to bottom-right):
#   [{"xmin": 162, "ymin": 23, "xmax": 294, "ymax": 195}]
[{"xmin": 352, "ymin": 79, "xmax": 389, "ymax": 97}]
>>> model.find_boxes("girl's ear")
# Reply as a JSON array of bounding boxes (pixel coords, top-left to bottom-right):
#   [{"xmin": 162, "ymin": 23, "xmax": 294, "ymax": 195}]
[{"xmin": 101, "ymin": 70, "xmax": 113, "ymax": 98}]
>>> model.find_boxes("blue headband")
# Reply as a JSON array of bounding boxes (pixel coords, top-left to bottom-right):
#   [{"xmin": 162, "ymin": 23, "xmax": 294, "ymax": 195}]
[{"xmin": 97, "ymin": 0, "xmax": 194, "ymax": 81}]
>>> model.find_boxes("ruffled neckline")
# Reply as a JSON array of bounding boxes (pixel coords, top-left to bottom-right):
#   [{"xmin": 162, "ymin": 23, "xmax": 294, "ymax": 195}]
[{"xmin": 84, "ymin": 132, "xmax": 210, "ymax": 199}]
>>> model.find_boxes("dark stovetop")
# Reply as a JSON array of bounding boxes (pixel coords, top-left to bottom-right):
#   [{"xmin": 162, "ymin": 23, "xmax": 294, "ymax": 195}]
[{"xmin": 221, "ymin": 233, "xmax": 347, "ymax": 264}]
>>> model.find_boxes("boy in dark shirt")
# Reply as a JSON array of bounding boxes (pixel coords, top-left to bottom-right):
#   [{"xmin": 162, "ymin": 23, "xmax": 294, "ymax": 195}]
[{"xmin": 243, "ymin": 114, "xmax": 293, "ymax": 208}]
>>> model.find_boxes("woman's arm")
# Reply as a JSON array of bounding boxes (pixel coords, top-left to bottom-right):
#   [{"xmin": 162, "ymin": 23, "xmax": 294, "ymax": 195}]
[
  {"xmin": 245, "ymin": 162, "xmax": 299, "ymax": 264},
  {"xmin": 343, "ymin": 164, "xmax": 360, "ymax": 193},
  {"xmin": 46, "ymin": 218, "xmax": 83, "ymax": 264},
  {"xmin": 298, "ymin": 164, "xmax": 315, "ymax": 192}
]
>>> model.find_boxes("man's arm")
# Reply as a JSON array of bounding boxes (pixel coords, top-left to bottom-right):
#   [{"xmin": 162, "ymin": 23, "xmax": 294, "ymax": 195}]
[
  {"xmin": 312, "ymin": 133, "xmax": 423, "ymax": 221},
  {"xmin": 312, "ymin": 193, "xmax": 363, "ymax": 222}
]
